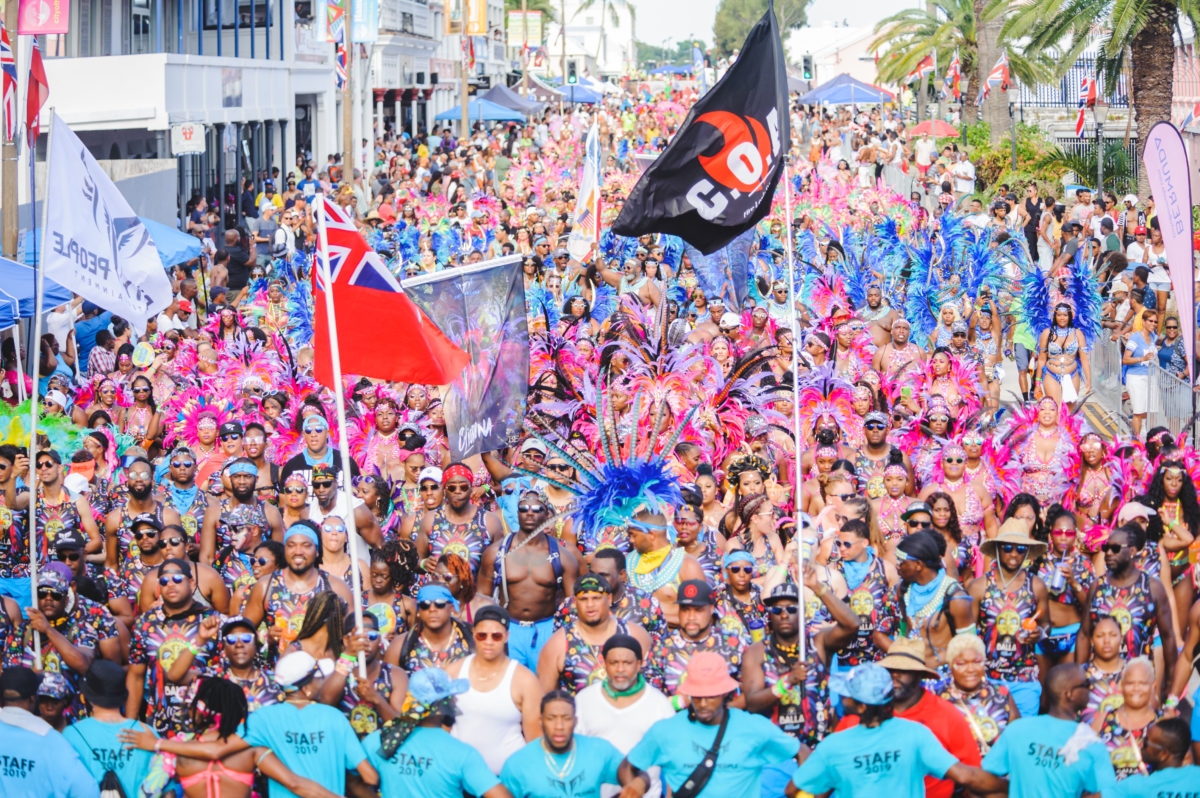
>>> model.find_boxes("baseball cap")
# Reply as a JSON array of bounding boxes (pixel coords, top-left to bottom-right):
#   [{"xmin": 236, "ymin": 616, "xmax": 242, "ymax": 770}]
[
  {"xmin": 474, "ymin": 605, "xmax": 511, "ymax": 628},
  {"xmin": 829, "ymin": 662, "xmax": 894, "ymax": 706},
  {"xmin": 417, "ymin": 466, "xmax": 444, "ymax": 484},
  {"xmin": 1123, "ymin": 194, "xmax": 1138, "ymax": 205},
  {"xmin": 275, "ymin": 651, "xmax": 320, "ymax": 689},
  {"xmin": 62, "ymin": 473, "xmax": 91, "ymax": 499},
  {"xmin": 719, "ymin": 312, "xmax": 741, "ymax": 329},
  {"xmin": 38, "ymin": 561, "xmax": 73, "ymax": 592},
  {"xmin": 1134, "ymin": 226, "xmax": 1147, "ymax": 235},
  {"xmin": 129, "ymin": 513, "xmax": 163, "ymax": 533},
  {"xmin": 764, "ymin": 582, "xmax": 799, "ymax": 605},
  {"xmin": 676, "ymin": 579, "xmax": 714, "ymax": 608},
  {"xmin": 218, "ymin": 421, "xmax": 244, "ymax": 438},
  {"xmin": 0, "ymin": 667, "xmax": 41, "ymax": 700},
  {"xmin": 409, "ymin": 668, "xmax": 470, "ymax": 707},
  {"xmin": 1116, "ymin": 502, "xmax": 1157, "ymax": 525},
  {"xmin": 901, "ymin": 501, "xmax": 932, "ymax": 520},
  {"xmin": 53, "ymin": 527, "xmax": 88, "ymax": 551},
  {"xmin": 520, "ymin": 438, "xmax": 548, "ymax": 456}
]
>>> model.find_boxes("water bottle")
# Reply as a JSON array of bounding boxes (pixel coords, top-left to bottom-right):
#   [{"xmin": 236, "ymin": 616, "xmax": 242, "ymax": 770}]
[
  {"xmin": 1048, "ymin": 560, "xmax": 1067, "ymax": 593},
  {"xmin": 747, "ymin": 617, "xmax": 765, "ymax": 643}
]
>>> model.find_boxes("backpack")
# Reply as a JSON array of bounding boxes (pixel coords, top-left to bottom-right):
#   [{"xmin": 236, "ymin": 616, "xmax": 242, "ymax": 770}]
[{"xmin": 99, "ymin": 770, "xmax": 128, "ymax": 798}]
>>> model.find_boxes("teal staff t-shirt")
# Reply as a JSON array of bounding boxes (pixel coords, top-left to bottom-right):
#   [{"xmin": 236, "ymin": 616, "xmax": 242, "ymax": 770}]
[
  {"xmin": 363, "ymin": 726, "xmax": 499, "ymax": 798},
  {"xmin": 981, "ymin": 715, "xmax": 1117, "ymax": 798},
  {"xmin": 62, "ymin": 718, "xmax": 158, "ymax": 798},
  {"xmin": 627, "ymin": 708, "xmax": 799, "ymax": 797},
  {"xmin": 1107, "ymin": 765, "xmax": 1200, "ymax": 797},
  {"xmin": 245, "ymin": 702, "xmax": 367, "ymax": 798},
  {"xmin": 790, "ymin": 716, "xmax": 958, "ymax": 797},
  {"xmin": 500, "ymin": 734, "xmax": 623, "ymax": 798}
]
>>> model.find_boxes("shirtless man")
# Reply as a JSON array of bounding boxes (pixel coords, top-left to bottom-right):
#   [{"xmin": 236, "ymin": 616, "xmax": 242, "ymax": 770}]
[
  {"xmin": 199, "ymin": 458, "xmax": 284, "ymax": 565},
  {"xmin": 872, "ymin": 317, "xmax": 926, "ymax": 383},
  {"xmin": 685, "ymin": 295, "xmax": 729, "ymax": 345},
  {"xmin": 105, "ymin": 458, "xmax": 182, "ymax": 568},
  {"xmin": 860, "ymin": 286, "xmax": 899, "ymax": 348},
  {"xmin": 895, "ymin": 530, "xmax": 976, "ymax": 669},
  {"xmin": 591, "ymin": 257, "xmax": 661, "ymax": 309},
  {"xmin": 476, "ymin": 489, "xmax": 580, "ymax": 671},
  {"xmin": 625, "ymin": 507, "xmax": 706, "ymax": 626}
]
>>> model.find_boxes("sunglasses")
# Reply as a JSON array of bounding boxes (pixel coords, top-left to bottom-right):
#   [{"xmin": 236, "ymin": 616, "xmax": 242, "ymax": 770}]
[
  {"xmin": 999, "ymin": 544, "xmax": 1029, "ymax": 555},
  {"xmin": 943, "ymin": 457, "xmax": 964, "ymax": 464},
  {"xmin": 474, "ymin": 631, "xmax": 505, "ymax": 642},
  {"xmin": 312, "ymin": 481, "xmax": 335, "ymax": 489},
  {"xmin": 132, "ymin": 529, "xmax": 158, "ymax": 539},
  {"xmin": 159, "ymin": 573, "xmax": 188, "ymax": 586},
  {"xmin": 517, "ymin": 504, "xmax": 546, "ymax": 513},
  {"xmin": 864, "ymin": 421, "xmax": 887, "ymax": 430},
  {"xmin": 224, "ymin": 633, "xmax": 256, "ymax": 645},
  {"xmin": 171, "ymin": 461, "xmax": 195, "ymax": 468},
  {"xmin": 768, "ymin": 605, "xmax": 799, "ymax": 615},
  {"xmin": 1166, "ymin": 325, "xmax": 1179, "ymax": 330},
  {"xmin": 322, "ymin": 524, "xmax": 347, "ymax": 534},
  {"xmin": 418, "ymin": 600, "xmax": 451, "ymax": 610},
  {"xmin": 544, "ymin": 463, "xmax": 571, "ymax": 473},
  {"xmin": 254, "ymin": 556, "xmax": 275, "ymax": 567},
  {"xmin": 726, "ymin": 565, "xmax": 754, "ymax": 574},
  {"xmin": 363, "ymin": 630, "xmax": 382, "ymax": 641},
  {"xmin": 36, "ymin": 460, "xmax": 57, "ymax": 469},
  {"xmin": 907, "ymin": 520, "xmax": 932, "ymax": 529},
  {"xmin": 829, "ymin": 492, "xmax": 854, "ymax": 500},
  {"xmin": 835, "ymin": 539, "xmax": 858, "ymax": 548},
  {"xmin": 56, "ymin": 550, "xmax": 82, "ymax": 562},
  {"xmin": 418, "ymin": 484, "xmax": 441, "ymax": 493},
  {"xmin": 220, "ymin": 433, "xmax": 242, "ymax": 441},
  {"xmin": 37, "ymin": 588, "xmax": 65, "ymax": 600},
  {"xmin": 164, "ymin": 536, "xmax": 185, "ymax": 547},
  {"xmin": 445, "ymin": 485, "xmax": 470, "ymax": 493},
  {"xmin": 133, "ymin": 387, "xmax": 152, "ymax": 394},
  {"xmin": 282, "ymin": 486, "xmax": 307, "ymax": 495},
  {"xmin": 303, "ymin": 426, "xmax": 326, "ymax": 434},
  {"xmin": 1101, "ymin": 542, "xmax": 1129, "ymax": 555}
]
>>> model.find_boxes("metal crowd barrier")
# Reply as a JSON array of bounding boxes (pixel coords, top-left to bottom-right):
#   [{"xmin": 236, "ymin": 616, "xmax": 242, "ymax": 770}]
[
  {"xmin": 1147, "ymin": 361, "xmax": 1197, "ymax": 438},
  {"xmin": 1088, "ymin": 336, "xmax": 1128, "ymax": 433}
]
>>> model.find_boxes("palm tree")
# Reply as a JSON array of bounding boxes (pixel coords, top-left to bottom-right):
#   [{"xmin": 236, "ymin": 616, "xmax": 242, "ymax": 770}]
[
  {"xmin": 871, "ymin": 0, "xmax": 1053, "ymax": 140},
  {"xmin": 1000, "ymin": 0, "xmax": 1198, "ymax": 193},
  {"xmin": 504, "ymin": 0, "xmax": 557, "ymax": 22},
  {"xmin": 1035, "ymin": 140, "xmax": 1137, "ymax": 194}
]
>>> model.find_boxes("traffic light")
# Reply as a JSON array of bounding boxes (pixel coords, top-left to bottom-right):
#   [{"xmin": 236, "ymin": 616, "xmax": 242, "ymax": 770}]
[
  {"xmin": 567, "ymin": 60, "xmax": 578, "ymax": 85},
  {"xmin": 802, "ymin": 55, "xmax": 813, "ymax": 81}
]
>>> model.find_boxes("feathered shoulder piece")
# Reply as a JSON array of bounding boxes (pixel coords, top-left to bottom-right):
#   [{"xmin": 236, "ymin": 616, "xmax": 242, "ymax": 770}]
[
  {"xmin": 573, "ymin": 458, "xmax": 683, "ymax": 543},
  {"xmin": 794, "ymin": 366, "xmax": 861, "ymax": 446},
  {"xmin": 166, "ymin": 391, "xmax": 237, "ymax": 449}
]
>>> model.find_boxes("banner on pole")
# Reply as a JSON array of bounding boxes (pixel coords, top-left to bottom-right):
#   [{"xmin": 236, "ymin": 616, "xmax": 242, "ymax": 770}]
[
  {"xmin": 352, "ymin": 0, "xmax": 379, "ymax": 44},
  {"xmin": 685, "ymin": 229, "xmax": 756, "ymax": 311},
  {"xmin": 43, "ymin": 111, "xmax": 172, "ymax": 335},
  {"xmin": 567, "ymin": 124, "xmax": 601, "ymax": 261},
  {"xmin": 404, "ymin": 255, "xmax": 529, "ymax": 460},
  {"xmin": 18, "ymin": 0, "xmax": 69, "ymax": 34},
  {"xmin": 1142, "ymin": 121, "xmax": 1196, "ymax": 382}
]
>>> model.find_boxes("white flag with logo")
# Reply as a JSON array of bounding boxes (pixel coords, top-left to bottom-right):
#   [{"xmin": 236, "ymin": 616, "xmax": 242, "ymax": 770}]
[
  {"xmin": 43, "ymin": 111, "xmax": 171, "ymax": 334},
  {"xmin": 567, "ymin": 123, "xmax": 601, "ymax": 261}
]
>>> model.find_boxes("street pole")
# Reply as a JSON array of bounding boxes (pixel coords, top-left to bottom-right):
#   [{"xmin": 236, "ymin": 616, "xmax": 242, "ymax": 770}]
[
  {"xmin": 521, "ymin": 0, "xmax": 529, "ymax": 98},
  {"xmin": 460, "ymin": 0, "xmax": 470, "ymax": 141},
  {"xmin": 1096, "ymin": 120, "xmax": 1104, "ymax": 193},
  {"xmin": 1009, "ymin": 100, "xmax": 1016, "ymax": 172},
  {"xmin": 342, "ymin": 0, "xmax": 354, "ymax": 177},
  {"xmin": 2, "ymin": 0, "xmax": 17, "ymax": 259}
]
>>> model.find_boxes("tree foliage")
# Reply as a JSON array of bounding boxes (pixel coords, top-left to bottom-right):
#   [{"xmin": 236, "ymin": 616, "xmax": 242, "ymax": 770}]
[
  {"xmin": 712, "ymin": 0, "xmax": 810, "ymax": 57},
  {"xmin": 504, "ymin": 0, "xmax": 557, "ymax": 23},
  {"xmin": 636, "ymin": 39, "xmax": 695, "ymax": 68}
]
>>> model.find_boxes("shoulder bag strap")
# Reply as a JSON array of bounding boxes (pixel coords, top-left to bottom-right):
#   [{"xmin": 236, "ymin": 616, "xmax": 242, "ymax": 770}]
[{"xmin": 673, "ymin": 707, "xmax": 731, "ymax": 798}]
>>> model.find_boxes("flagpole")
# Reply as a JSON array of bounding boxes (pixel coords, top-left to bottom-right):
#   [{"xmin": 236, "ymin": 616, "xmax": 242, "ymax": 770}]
[
  {"xmin": 25, "ymin": 108, "xmax": 52, "ymax": 667},
  {"xmin": 313, "ymin": 194, "xmax": 367, "ymax": 680},
  {"xmin": 1, "ymin": 8, "xmax": 18, "ymax": 261},
  {"xmin": 782, "ymin": 157, "xmax": 805, "ymax": 662}
]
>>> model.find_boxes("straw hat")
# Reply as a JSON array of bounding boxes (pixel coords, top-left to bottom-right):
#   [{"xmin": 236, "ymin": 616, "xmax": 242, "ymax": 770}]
[
  {"xmin": 877, "ymin": 638, "xmax": 940, "ymax": 680},
  {"xmin": 980, "ymin": 519, "xmax": 1047, "ymax": 559}
]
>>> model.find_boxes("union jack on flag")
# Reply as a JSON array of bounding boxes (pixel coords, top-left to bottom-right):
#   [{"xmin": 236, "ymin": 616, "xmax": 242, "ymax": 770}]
[
  {"xmin": 945, "ymin": 52, "xmax": 961, "ymax": 100},
  {"xmin": 1075, "ymin": 74, "xmax": 1098, "ymax": 137},
  {"xmin": 976, "ymin": 53, "xmax": 1010, "ymax": 104},
  {"xmin": 1183, "ymin": 101, "xmax": 1200, "ymax": 130},
  {"xmin": 335, "ymin": 44, "xmax": 347, "ymax": 90},
  {"xmin": 314, "ymin": 199, "xmax": 398, "ymax": 294},
  {"xmin": 904, "ymin": 54, "xmax": 935, "ymax": 85},
  {"xmin": 0, "ymin": 21, "xmax": 14, "ymax": 143}
]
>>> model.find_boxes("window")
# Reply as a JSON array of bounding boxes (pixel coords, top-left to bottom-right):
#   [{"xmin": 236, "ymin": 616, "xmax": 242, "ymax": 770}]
[
  {"xmin": 401, "ymin": 12, "xmax": 414, "ymax": 33},
  {"xmin": 204, "ymin": 0, "xmax": 272, "ymax": 30}
]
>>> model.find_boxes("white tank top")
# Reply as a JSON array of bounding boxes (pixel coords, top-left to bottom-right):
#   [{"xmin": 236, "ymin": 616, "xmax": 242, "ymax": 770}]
[{"xmin": 450, "ymin": 655, "xmax": 526, "ymax": 774}]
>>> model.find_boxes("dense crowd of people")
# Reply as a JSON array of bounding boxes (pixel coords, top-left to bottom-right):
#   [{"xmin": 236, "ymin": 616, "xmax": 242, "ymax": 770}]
[{"xmin": 0, "ymin": 82, "xmax": 1198, "ymax": 798}]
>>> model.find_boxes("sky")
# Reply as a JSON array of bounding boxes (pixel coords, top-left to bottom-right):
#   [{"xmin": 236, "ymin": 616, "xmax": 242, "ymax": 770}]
[{"xmin": 630, "ymin": 0, "xmax": 904, "ymax": 50}]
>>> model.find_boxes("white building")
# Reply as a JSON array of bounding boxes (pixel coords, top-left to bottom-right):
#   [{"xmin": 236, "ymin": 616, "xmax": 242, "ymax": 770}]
[
  {"xmin": 24, "ymin": 0, "xmax": 501, "ymax": 228},
  {"xmin": 786, "ymin": 22, "xmax": 877, "ymax": 88},
  {"xmin": 543, "ymin": 0, "xmax": 635, "ymax": 79}
]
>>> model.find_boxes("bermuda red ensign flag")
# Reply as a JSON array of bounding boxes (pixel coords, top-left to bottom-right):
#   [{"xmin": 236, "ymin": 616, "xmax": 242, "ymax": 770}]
[
  {"xmin": 25, "ymin": 36, "xmax": 47, "ymax": 141},
  {"xmin": 312, "ymin": 200, "xmax": 469, "ymax": 386}
]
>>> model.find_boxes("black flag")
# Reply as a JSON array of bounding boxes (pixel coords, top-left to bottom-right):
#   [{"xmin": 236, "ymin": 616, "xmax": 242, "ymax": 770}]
[{"xmin": 612, "ymin": 8, "xmax": 791, "ymax": 254}]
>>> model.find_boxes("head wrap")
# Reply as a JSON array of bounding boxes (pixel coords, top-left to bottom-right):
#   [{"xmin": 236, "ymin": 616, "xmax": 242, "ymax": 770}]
[
  {"xmin": 416, "ymin": 584, "xmax": 460, "ymax": 610},
  {"xmin": 442, "ymin": 464, "xmax": 473, "ymax": 486},
  {"xmin": 723, "ymin": 550, "xmax": 756, "ymax": 568},
  {"xmin": 284, "ymin": 522, "xmax": 320, "ymax": 546}
]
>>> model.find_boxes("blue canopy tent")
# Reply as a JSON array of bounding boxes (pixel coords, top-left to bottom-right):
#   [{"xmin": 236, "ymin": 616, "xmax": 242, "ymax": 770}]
[
  {"xmin": 481, "ymin": 84, "xmax": 545, "ymax": 116},
  {"xmin": 649, "ymin": 65, "xmax": 691, "ymax": 75},
  {"xmin": 797, "ymin": 73, "xmax": 895, "ymax": 105},
  {"xmin": 434, "ymin": 98, "xmax": 526, "ymax": 123},
  {"xmin": 556, "ymin": 83, "xmax": 603, "ymax": 104},
  {"xmin": 0, "ymin": 257, "xmax": 73, "ymax": 323},
  {"xmin": 140, "ymin": 216, "xmax": 203, "ymax": 268},
  {"xmin": 22, "ymin": 216, "xmax": 202, "ymax": 271}
]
